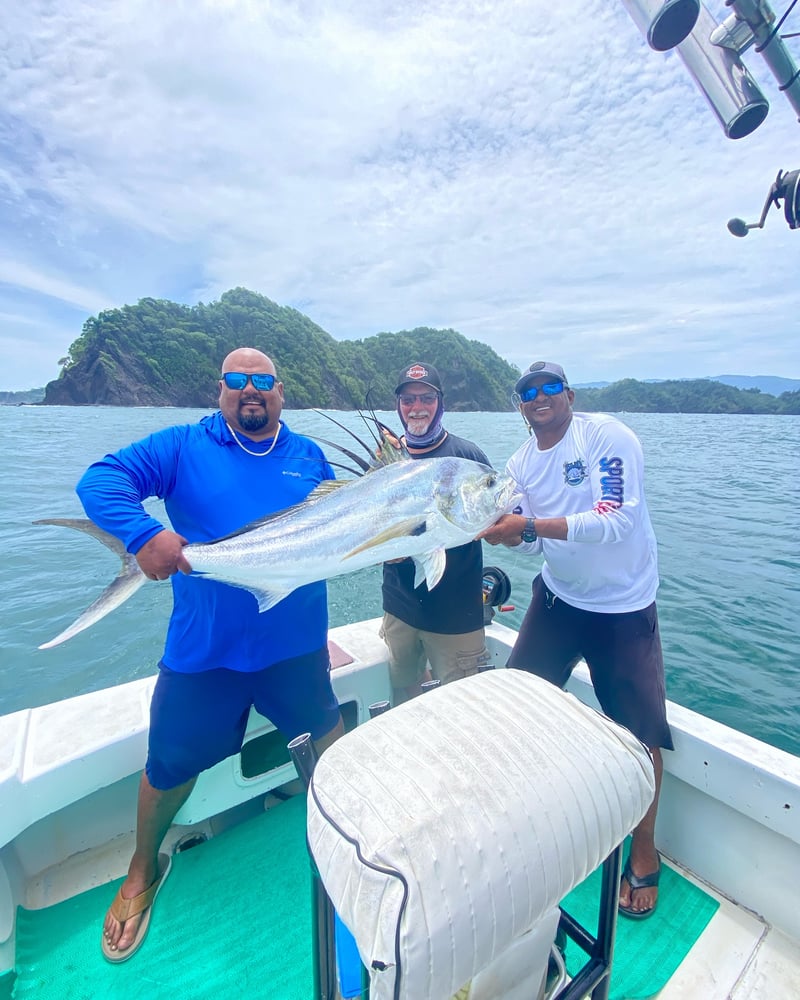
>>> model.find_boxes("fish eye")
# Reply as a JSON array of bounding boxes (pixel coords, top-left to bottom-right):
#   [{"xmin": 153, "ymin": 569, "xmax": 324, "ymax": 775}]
[{"xmin": 486, "ymin": 474, "xmax": 496, "ymax": 487}]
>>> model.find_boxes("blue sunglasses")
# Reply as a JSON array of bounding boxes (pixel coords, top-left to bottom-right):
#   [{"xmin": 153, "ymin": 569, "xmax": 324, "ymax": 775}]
[
  {"xmin": 519, "ymin": 380, "xmax": 567, "ymax": 402},
  {"xmin": 221, "ymin": 372, "xmax": 276, "ymax": 391}
]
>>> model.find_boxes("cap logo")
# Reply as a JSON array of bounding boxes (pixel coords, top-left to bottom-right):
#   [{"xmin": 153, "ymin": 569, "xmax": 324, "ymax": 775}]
[
  {"xmin": 529, "ymin": 362, "xmax": 546, "ymax": 372},
  {"xmin": 405, "ymin": 364, "xmax": 430, "ymax": 380}
]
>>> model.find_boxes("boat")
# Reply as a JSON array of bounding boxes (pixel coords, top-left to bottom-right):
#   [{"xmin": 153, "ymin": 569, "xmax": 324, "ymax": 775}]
[
  {"xmin": 1, "ymin": 602, "xmax": 798, "ymax": 999},
  {"xmin": 3, "ymin": 6, "xmax": 798, "ymax": 997}
]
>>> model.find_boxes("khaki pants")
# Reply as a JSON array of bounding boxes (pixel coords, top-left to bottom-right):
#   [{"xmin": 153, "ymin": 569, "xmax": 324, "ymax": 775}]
[{"xmin": 380, "ymin": 612, "xmax": 490, "ymax": 691}]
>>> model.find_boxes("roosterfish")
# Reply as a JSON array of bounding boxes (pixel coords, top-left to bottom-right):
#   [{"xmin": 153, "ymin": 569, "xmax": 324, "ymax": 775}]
[{"xmin": 35, "ymin": 424, "xmax": 520, "ymax": 648}]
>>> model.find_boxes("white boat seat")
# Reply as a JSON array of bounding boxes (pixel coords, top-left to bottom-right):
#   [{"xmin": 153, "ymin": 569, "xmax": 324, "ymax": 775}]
[{"xmin": 307, "ymin": 668, "xmax": 656, "ymax": 1000}]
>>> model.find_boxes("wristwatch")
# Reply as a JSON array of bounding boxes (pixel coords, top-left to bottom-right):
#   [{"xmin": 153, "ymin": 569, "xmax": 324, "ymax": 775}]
[{"xmin": 521, "ymin": 518, "xmax": 537, "ymax": 543}]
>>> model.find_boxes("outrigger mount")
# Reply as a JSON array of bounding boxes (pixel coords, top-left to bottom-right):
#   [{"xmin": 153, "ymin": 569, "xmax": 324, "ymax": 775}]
[{"xmin": 621, "ymin": 1, "xmax": 800, "ymax": 233}]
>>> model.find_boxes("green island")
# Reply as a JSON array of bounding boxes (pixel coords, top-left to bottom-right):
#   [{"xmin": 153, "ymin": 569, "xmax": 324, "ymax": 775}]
[{"xmin": 3, "ymin": 287, "xmax": 798, "ymax": 413}]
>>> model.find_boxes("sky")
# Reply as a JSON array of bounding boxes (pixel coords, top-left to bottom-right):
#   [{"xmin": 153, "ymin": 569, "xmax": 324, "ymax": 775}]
[{"xmin": 1, "ymin": 0, "xmax": 799, "ymax": 392}]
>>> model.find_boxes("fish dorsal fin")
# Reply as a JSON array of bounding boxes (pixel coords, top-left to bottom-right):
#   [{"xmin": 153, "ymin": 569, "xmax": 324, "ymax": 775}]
[
  {"xmin": 342, "ymin": 516, "xmax": 427, "ymax": 559},
  {"xmin": 309, "ymin": 410, "xmax": 408, "ymax": 474},
  {"xmin": 306, "ymin": 435, "xmax": 372, "ymax": 475},
  {"xmin": 413, "ymin": 548, "xmax": 447, "ymax": 591},
  {"xmin": 367, "ymin": 428, "xmax": 409, "ymax": 470},
  {"xmin": 304, "ymin": 479, "xmax": 351, "ymax": 500}
]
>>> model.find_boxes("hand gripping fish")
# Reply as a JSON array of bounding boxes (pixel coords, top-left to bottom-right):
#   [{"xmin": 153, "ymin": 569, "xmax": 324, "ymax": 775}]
[{"xmin": 34, "ymin": 455, "xmax": 520, "ymax": 649}]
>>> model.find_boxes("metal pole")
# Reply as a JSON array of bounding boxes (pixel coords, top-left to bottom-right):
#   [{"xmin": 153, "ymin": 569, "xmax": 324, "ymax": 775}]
[
  {"xmin": 288, "ymin": 731, "xmax": 318, "ymax": 788},
  {"xmin": 552, "ymin": 843, "xmax": 622, "ymax": 1000},
  {"xmin": 727, "ymin": 0, "xmax": 800, "ymax": 120},
  {"xmin": 287, "ymin": 733, "xmax": 338, "ymax": 1000}
]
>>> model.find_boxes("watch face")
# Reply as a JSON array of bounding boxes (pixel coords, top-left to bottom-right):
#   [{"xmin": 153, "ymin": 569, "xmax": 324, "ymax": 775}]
[{"xmin": 521, "ymin": 518, "xmax": 536, "ymax": 542}]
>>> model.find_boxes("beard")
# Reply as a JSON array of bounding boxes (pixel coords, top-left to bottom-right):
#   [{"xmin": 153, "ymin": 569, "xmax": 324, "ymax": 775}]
[
  {"xmin": 404, "ymin": 415, "xmax": 432, "ymax": 435},
  {"xmin": 238, "ymin": 406, "xmax": 270, "ymax": 433}
]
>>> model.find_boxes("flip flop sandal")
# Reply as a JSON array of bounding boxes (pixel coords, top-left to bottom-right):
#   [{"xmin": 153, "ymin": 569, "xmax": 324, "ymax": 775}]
[
  {"xmin": 101, "ymin": 852, "xmax": 173, "ymax": 962},
  {"xmin": 619, "ymin": 853, "xmax": 661, "ymax": 920}
]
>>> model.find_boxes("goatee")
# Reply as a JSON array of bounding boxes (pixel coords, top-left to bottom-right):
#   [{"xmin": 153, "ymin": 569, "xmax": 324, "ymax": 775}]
[{"xmin": 239, "ymin": 408, "xmax": 270, "ymax": 433}]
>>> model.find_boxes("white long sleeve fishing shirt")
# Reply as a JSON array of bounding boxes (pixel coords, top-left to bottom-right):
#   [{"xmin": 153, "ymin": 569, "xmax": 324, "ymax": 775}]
[{"xmin": 507, "ymin": 411, "xmax": 660, "ymax": 613}]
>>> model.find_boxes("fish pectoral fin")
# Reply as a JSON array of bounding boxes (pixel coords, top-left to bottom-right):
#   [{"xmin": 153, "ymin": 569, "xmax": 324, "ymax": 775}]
[
  {"xmin": 412, "ymin": 548, "xmax": 447, "ymax": 591},
  {"xmin": 342, "ymin": 517, "xmax": 427, "ymax": 559}
]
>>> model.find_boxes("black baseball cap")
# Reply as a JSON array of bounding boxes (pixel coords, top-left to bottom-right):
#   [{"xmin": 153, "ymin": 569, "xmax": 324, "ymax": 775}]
[{"xmin": 394, "ymin": 362, "xmax": 443, "ymax": 394}]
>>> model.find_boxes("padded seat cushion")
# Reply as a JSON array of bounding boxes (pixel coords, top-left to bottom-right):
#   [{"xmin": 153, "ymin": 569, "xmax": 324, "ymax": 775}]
[{"xmin": 307, "ymin": 669, "xmax": 655, "ymax": 1000}]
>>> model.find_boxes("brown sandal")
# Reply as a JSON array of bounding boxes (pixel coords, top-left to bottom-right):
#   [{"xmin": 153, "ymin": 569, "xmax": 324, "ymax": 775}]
[{"xmin": 100, "ymin": 852, "xmax": 173, "ymax": 963}]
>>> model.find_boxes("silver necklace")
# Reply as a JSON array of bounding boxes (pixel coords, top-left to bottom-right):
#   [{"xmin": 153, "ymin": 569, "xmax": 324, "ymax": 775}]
[{"xmin": 225, "ymin": 419, "xmax": 281, "ymax": 456}]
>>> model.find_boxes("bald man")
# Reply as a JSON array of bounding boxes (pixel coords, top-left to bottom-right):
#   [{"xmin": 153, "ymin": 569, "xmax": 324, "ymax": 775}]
[{"xmin": 77, "ymin": 348, "xmax": 343, "ymax": 963}]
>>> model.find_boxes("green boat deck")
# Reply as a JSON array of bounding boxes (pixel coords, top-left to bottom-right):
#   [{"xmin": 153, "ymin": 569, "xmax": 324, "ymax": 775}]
[{"xmin": 7, "ymin": 797, "xmax": 717, "ymax": 1000}]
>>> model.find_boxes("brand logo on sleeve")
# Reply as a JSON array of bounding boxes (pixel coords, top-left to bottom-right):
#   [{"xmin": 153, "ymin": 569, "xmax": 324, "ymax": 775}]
[{"xmin": 598, "ymin": 456, "xmax": 624, "ymax": 504}]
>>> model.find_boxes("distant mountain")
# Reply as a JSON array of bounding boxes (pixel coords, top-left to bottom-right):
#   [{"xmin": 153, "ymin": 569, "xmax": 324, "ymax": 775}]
[
  {"xmin": 570, "ymin": 378, "xmax": 799, "ymax": 414},
  {"xmin": 709, "ymin": 375, "xmax": 800, "ymax": 396},
  {"xmin": 574, "ymin": 375, "xmax": 800, "ymax": 397}
]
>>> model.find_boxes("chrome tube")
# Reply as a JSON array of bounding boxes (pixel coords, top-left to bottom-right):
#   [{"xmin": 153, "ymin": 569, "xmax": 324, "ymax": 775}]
[
  {"xmin": 620, "ymin": 0, "xmax": 701, "ymax": 50},
  {"xmin": 727, "ymin": 0, "xmax": 800, "ymax": 121},
  {"xmin": 676, "ymin": 3, "xmax": 769, "ymax": 138}
]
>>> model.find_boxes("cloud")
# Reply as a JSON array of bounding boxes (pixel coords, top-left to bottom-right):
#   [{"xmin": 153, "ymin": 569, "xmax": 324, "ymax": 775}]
[{"xmin": 1, "ymin": 0, "xmax": 798, "ymax": 391}]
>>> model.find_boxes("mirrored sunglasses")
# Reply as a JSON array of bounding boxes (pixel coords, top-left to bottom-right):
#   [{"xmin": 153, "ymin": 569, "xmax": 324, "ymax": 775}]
[
  {"xmin": 519, "ymin": 380, "xmax": 566, "ymax": 402},
  {"xmin": 222, "ymin": 372, "xmax": 276, "ymax": 391}
]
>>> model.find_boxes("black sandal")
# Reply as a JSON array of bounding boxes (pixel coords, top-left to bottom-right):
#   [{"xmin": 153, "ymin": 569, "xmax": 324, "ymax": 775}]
[{"xmin": 619, "ymin": 854, "xmax": 661, "ymax": 920}]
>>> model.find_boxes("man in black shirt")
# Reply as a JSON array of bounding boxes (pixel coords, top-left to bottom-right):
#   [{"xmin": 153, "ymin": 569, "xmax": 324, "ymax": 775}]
[{"xmin": 381, "ymin": 362, "xmax": 491, "ymax": 702}]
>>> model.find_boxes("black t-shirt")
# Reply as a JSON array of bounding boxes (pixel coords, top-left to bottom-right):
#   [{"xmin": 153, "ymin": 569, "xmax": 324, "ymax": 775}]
[{"xmin": 381, "ymin": 432, "xmax": 490, "ymax": 634}]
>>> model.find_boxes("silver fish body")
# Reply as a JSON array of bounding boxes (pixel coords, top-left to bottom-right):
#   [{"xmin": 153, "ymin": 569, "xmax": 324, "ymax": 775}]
[{"xmin": 36, "ymin": 457, "xmax": 520, "ymax": 648}]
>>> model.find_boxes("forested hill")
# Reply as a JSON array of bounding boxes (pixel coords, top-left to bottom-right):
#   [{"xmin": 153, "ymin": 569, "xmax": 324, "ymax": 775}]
[
  {"xmin": 16, "ymin": 286, "xmax": 800, "ymax": 413},
  {"xmin": 572, "ymin": 379, "xmax": 800, "ymax": 415},
  {"xmin": 40, "ymin": 288, "xmax": 519, "ymax": 410}
]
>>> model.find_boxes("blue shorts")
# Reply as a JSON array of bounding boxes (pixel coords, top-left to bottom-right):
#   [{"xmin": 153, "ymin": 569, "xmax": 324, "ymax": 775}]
[{"xmin": 146, "ymin": 646, "xmax": 340, "ymax": 790}]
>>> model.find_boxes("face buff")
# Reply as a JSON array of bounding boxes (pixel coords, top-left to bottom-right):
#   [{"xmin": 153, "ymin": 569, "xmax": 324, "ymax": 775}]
[{"xmin": 397, "ymin": 393, "xmax": 446, "ymax": 449}]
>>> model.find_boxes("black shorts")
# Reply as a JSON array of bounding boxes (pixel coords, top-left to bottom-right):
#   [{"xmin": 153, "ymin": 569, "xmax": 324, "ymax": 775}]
[{"xmin": 507, "ymin": 574, "xmax": 673, "ymax": 751}]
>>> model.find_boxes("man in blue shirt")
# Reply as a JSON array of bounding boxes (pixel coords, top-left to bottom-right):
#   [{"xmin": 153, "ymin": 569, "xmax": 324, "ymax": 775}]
[{"xmin": 79, "ymin": 348, "xmax": 343, "ymax": 962}]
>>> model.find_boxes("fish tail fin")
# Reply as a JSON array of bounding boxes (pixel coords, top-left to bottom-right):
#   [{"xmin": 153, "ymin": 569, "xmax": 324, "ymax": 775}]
[{"xmin": 33, "ymin": 518, "xmax": 147, "ymax": 649}]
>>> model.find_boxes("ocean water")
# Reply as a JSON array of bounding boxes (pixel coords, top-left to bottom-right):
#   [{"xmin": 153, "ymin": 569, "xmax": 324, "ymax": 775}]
[{"xmin": 2, "ymin": 405, "xmax": 798, "ymax": 757}]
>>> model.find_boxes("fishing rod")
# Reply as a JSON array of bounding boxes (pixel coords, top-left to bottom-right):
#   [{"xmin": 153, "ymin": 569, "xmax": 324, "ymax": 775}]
[{"xmin": 621, "ymin": 0, "xmax": 800, "ymax": 234}]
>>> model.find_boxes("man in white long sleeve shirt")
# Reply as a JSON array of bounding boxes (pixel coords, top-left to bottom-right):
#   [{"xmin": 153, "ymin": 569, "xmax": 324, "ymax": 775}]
[{"xmin": 479, "ymin": 361, "xmax": 672, "ymax": 920}]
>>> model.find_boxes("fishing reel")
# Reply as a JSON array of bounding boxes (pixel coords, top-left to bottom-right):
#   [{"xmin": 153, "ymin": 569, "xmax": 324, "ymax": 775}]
[
  {"xmin": 482, "ymin": 566, "xmax": 513, "ymax": 626},
  {"xmin": 727, "ymin": 169, "xmax": 800, "ymax": 236}
]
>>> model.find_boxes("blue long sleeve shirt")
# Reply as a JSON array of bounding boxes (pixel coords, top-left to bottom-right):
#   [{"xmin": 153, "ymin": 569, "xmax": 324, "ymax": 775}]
[{"xmin": 76, "ymin": 411, "xmax": 335, "ymax": 673}]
